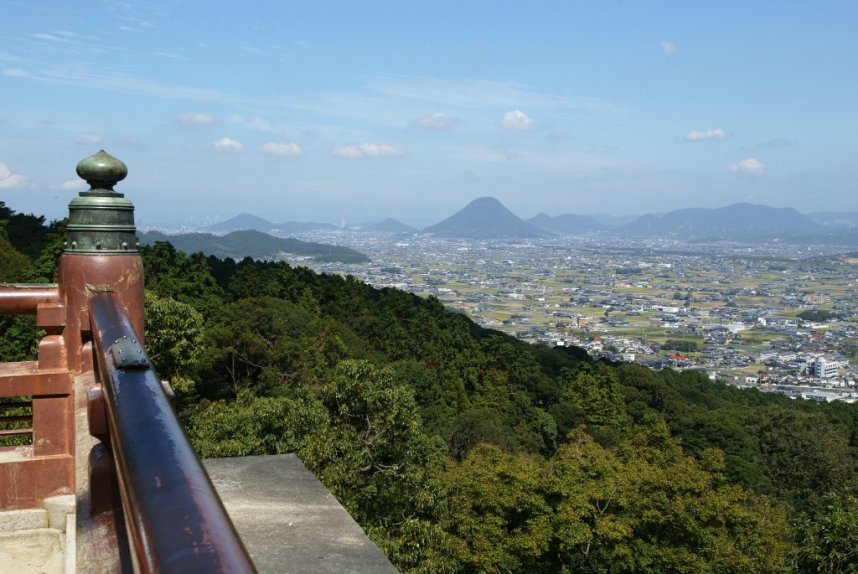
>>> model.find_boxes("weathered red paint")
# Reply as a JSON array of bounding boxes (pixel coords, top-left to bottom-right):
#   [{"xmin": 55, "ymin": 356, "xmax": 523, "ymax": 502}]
[
  {"xmin": 0, "ymin": 284, "xmax": 59, "ymax": 314},
  {"xmin": 58, "ymin": 253, "xmax": 144, "ymax": 373}
]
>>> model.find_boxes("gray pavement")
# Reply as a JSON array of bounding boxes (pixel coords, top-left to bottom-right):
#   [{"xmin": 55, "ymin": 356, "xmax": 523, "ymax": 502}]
[{"xmin": 204, "ymin": 454, "xmax": 399, "ymax": 574}]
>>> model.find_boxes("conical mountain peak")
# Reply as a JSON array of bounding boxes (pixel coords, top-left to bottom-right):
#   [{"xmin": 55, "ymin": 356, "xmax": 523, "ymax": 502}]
[{"xmin": 424, "ymin": 197, "xmax": 543, "ymax": 238}]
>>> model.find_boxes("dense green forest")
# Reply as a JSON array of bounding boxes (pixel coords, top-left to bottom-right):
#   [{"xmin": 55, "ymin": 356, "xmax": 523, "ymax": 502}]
[{"xmin": 2, "ymin": 203, "xmax": 858, "ymax": 573}]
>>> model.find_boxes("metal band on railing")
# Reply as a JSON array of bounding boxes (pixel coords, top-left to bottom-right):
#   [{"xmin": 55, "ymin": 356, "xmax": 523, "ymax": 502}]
[{"xmin": 89, "ymin": 291, "xmax": 256, "ymax": 574}]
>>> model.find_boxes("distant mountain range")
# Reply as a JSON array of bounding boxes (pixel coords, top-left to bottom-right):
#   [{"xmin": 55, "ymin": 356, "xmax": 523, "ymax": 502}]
[
  {"xmin": 423, "ymin": 197, "xmax": 544, "ymax": 239},
  {"xmin": 206, "ymin": 213, "xmax": 338, "ymax": 233},
  {"xmin": 528, "ymin": 213, "xmax": 603, "ymax": 234},
  {"xmin": 361, "ymin": 218, "xmax": 417, "ymax": 233},
  {"xmin": 807, "ymin": 212, "xmax": 858, "ymax": 228},
  {"xmin": 202, "ymin": 199, "xmax": 858, "ymax": 245},
  {"xmin": 620, "ymin": 203, "xmax": 820, "ymax": 239},
  {"xmin": 139, "ymin": 230, "xmax": 370, "ymax": 263}
]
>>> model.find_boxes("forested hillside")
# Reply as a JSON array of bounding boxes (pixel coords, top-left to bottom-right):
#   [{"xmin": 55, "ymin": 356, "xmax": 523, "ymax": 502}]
[{"xmin": 2, "ymin": 204, "xmax": 857, "ymax": 573}]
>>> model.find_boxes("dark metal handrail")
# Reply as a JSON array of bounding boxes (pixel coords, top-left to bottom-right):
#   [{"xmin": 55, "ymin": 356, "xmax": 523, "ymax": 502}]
[{"xmin": 89, "ymin": 291, "xmax": 256, "ymax": 573}]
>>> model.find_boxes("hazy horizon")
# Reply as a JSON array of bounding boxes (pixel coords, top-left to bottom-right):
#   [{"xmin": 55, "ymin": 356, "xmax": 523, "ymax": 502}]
[{"xmin": 3, "ymin": 2, "xmax": 857, "ymax": 226}]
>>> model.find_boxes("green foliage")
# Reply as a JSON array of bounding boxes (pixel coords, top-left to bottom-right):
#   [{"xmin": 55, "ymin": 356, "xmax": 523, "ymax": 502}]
[
  {"xmin": 0, "ymin": 316, "xmax": 40, "ymax": 362},
  {"xmin": 25, "ymin": 219, "xmax": 67, "ymax": 283},
  {"xmin": 309, "ymin": 361, "xmax": 448, "ymax": 526},
  {"xmin": 140, "ymin": 241, "xmax": 224, "ymax": 315},
  {"xmin": 0, "ymin": 234, "xmax": 31, "ymax": 282},
  {"xmin": 750, "ymin": 406, "xmax": 855, "ymax": 508},
  {"xmin": 555, "ymin": 364, "xmax": 632, "ymax": 444},
  {"xmin": 184, "ymin": 388, "xmax": 327, "ymax": 458},
  {"xmin": 185, "ymin": 360, "xmax": 452, "ymax": 568},
  {"xmin": 441, "ymin": 426, "xmax": 793, "ymax": 574},
  {"xmin": 794, "ymin": 492, "xmax": 858, "ymax": 573},
  {"xmin": 547, "ymin": 426, "xmax": 793, "ymax": 573},
  {"xmin": 444, "ymin": 445, "xmax": 552, "ymax": 573},
  {"xmin": 664, "ymin": 338, "xmax": 702, "ymax": 352},
  {"xmin": 797, "ymin": 309, "xmax": 840, "ymax": 322},
  {"xmin": 144, "ymin": 291, "xmax": 204, "ymax": 399},
  {"xmin": 0, "ymin": 202, "xmax": 50, "ymax": 260}
]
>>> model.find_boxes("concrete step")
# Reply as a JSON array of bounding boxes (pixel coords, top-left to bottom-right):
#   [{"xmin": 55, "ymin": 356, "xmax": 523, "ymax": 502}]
[
  {"xmin": 0, "ymin": 496, "xmax": 76, "ymax": 573},
  {"xmin": 0, "ymin": 528, "xmax": 65, "ymax": 573},
  {"xmin": 0, "ymin": 508, "xmax": 47, "ymax": 532}
]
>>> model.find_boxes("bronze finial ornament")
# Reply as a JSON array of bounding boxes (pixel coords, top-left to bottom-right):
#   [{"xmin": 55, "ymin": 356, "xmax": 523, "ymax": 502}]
[{"xmin": 65, "ymin": 150, "xmax": 138, "ymax": 254}]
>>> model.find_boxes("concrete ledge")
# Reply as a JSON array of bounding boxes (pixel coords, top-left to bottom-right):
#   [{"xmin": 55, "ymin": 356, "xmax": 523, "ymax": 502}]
[
  {"xmin": 0, "ymin": 508, "xmax": 47, "ymax": 532},
  {"xmin": 204, "ymin": 454, "xmax": 399, "ymax": 574},
  {"xmin": 65, "ymin": 514, "xmax": 75, "ymax": 574},
  {"xmin": 44, "ymin": 495, "xmax": 76, "ymax": 533}
]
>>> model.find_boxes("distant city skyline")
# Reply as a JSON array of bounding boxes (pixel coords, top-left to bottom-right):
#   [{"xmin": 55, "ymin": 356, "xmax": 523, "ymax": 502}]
[{"xmin": 2, "ymin": 1, "xmax": 857, "ymax": 226}]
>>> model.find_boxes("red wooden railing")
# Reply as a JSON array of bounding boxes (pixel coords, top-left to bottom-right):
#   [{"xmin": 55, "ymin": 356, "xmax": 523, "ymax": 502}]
[
  {"xmin": 0, "ymin": 283, "xmax": 74, "ymax": 509},
  {"xmin": 0, "ymin": 151, "xmax": 255, "ymax": 572}
]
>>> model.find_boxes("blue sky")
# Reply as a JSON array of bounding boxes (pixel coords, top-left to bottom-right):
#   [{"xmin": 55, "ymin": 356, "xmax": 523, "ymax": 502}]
[{"xmin": 2, "ymin": 1, "xmax": 857, "ymax": 227}]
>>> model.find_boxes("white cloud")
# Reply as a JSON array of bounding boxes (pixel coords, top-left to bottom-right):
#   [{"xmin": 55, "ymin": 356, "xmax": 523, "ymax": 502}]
[
  {"xmin": 261, "ymin": 142, "xmax": 302, "ymax": 157},
  {"xmin": 0, "ymin": 162, "xmax": 31, "ymax": 189},
  {"xmin": 75, "ymin": 134, "xmax": 103, "ymax": 144},
  {"xmin": 660, "ymin": 40, "xmax": 677, "ymax": 55},
  {"xmin": 32, "ymin": 32, "xmax": 72, "ymax": 44},
  {"xmin": 729, "ymin": 157, "xmax": 766, "ymax": 175},
  {"xmin": 412, "ymin": 112, "xmax": 454, "ymax": 131},
  {"xmin": 213, "ymin": 137, "xmax": 243, "ymax": 152},
  {"xmin": 178, "ymin": 113, "xmax": 216, "ymax": 126},
  {"xmin": 500, "ymin": 110, "xmax": 536, "ymax": 131},
  {"xmin": 331, "ymin": 143, "xmax": 404, "ymax": 158},
  {"xmin": 685, "ymin": 128, "xmax": 728, "ymax": 142}
]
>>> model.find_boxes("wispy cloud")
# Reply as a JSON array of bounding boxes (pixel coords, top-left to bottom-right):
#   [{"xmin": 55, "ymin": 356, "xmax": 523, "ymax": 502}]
[
  {"xmin": 500, "ymin": 110, "xmax": 536, "ymax": 131},
  {"xmin": 685, "ymin": 128, "xmax": 727, "ymax": 142},
  {"xmin": 411, "ymin": 112, "xmax": 454, "ymax": 131},
  {"xmin": 261, "ymin": 142, "xmax": 302, "ymax": 157},
  {"xmin": 331, "ymin": 143, "xmax": 404, "ymax": 158},
  {"xmin": 729, "ymin": 157, "xmax": 765, "ymax": 175},
  {"xmin": 0, "ymin": 163, "xmax": 32, "ymax": 189},
  {"xmin": 32, "ymin": 32, "xmax": 76, "ymax": 44},
  {"xmin": 213, "ymin": 137, "xmax": 243, "ymax": 152},
  {"xmin": 366, "ymin": 75, "xmax": 617, "ymax": 113},
  {"xmin": 660, "ymin": 40, "xmax": 677, "ymax": 55},
  {"xmin": 75, "ymin": 135, "xmax": 103, "ymax": 145},
  {"xmin": 3, "ymin": 64, "xmax": 228, "ymax": 102},
  {"xmin": 177, "ymin": 113, "xmax": 217, "ymax": 127}
]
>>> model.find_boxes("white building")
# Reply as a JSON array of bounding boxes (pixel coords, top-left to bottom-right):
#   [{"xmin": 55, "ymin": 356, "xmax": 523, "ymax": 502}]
[{"xmin": 813, "ymin": 356, "xmax": 849, "ymax": 379}]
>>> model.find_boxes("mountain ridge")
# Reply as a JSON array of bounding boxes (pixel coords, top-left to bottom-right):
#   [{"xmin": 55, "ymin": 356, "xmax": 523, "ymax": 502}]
[
  {"xmin": 528, "ymin": 212, "xmax": 603, "ymax": 234},
  {"xmin": 620, "ymin": 203, "xmax": 822, "ymax": 240},
  {"xmin": 139, "ymin": 229, "xmax": 370, "ymax": 263}
]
